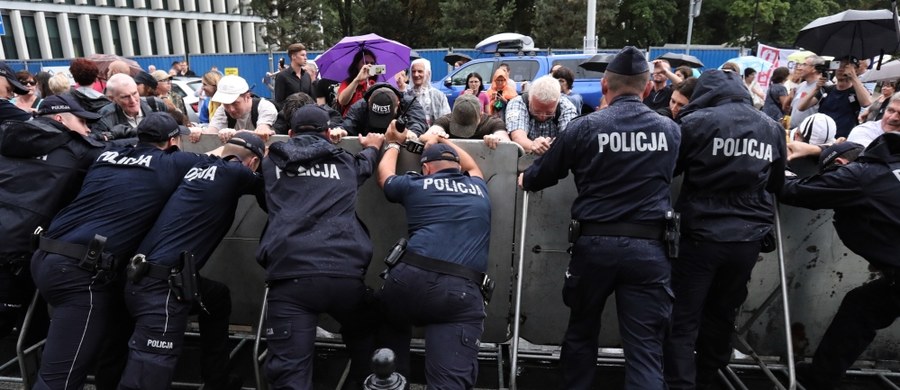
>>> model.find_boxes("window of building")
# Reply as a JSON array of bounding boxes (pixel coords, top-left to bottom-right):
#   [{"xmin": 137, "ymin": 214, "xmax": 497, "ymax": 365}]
[
  {"xmin": 147, "ymin": 20, "xmax": 156, "ymax": 55},
  {"xmin": 110, "ymin": 19, "xmax": 122, "ymax": 55},
  {"xmin": 125, "ymin": 0, "xmax": 134, "ymax": 8},
  {"xmin": 90, "ymin": 18, "xmax": 103, "ymax": 55},
  {"xmin": 129, "ymin": 19, "xmax": 139, "ymax": 55},
  {"xmin": 1, "ymin": 15, "xmax": 18, "ymax": 59},
  {"xmin": 21, "ymin": 15, "xmax": 41, "ymax": 59},
  {"xmin": 68, "ymin": 16, "xmax": 84, "ymax": 57},
  {"xmin": 165, "ymin": 21, "xmax": 174, "ymax": 53},
  {"xmin": 47, "ymin": 16, "xmax": 64, "ymax": 58},
  {"xmin": 197, "ymin": 22, "xmax": 206, "ymax": 54}
]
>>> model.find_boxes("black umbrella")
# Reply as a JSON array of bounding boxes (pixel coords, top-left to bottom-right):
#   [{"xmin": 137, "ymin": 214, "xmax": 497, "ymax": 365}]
[
  {"xmin": 444, "ymin": 52, "xmax": 472, "ymax": 66},
  {"xmin": 794, "ymin": 9, "xmax": 900, "ymax": 59},
  {"xmin": 579, "ymin": 54, "xmax": 615, "ymax": 72},
  {"xmin": 656, "ymin": 52, "xmax": 704, "ymax": 68}
]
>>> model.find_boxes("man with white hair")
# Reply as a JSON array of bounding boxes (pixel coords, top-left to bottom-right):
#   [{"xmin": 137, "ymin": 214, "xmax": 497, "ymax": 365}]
[
  {"xmin": 92, "ymin": 73, "xmax": 169, "ymax": 139},
  {"xmin": 405, "ymin": 58, "xmax": 450, "ymax": 125},
  {"xmin": 493, "ymin": 75, "xmax": 577, "ymax": 155}
]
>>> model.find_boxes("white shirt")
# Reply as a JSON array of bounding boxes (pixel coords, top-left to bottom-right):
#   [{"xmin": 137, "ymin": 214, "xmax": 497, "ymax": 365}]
[
  {"xmin": 847, "ymin": 120, "xmax": 891, "ymax": 147},
  {"xmin": 210, "ymin": 98, "xmax": 278, "ymax": 131},
  {"xmin": 790, "ymin": 81, "xmax": 819, "ymax": 128}
]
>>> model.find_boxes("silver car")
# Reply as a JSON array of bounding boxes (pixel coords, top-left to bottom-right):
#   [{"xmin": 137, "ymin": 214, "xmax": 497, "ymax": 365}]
[{"xmin": 170, "ymin": 76, "xmax": 202, "ymax": 123}]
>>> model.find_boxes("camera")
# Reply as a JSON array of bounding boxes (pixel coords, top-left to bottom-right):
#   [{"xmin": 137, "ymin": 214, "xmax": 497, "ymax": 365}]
[
  {"xmin": 368, "ymin": 64, "xmax": 387, "ymax": 77},
  {"xmin": 814, "ymin": 60, "xmax": 841, "ymax": 76}
]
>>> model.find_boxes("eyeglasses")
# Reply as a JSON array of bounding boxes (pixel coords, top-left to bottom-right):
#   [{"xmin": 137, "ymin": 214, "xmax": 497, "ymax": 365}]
[{"xmin": 21, "ymin": 80, "xmax": 35, "ymax": 86}]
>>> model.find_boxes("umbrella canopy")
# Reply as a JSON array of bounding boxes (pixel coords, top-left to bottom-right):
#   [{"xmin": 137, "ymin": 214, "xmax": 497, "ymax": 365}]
[
  {"xmin": 720, "ymin": 56, "xmax": 774, "ymax": 74},
  {"xmin": 444, "ymin": 52, "xmax": 472, "ymax": 66},
  {"xmin": 656, "ymin": 52, "xmax": 704, "ymax": 68},
  {"xmin": 86, "ymin": 54, "xmax": 143, "ymax": 77},
  {"xmin": 794, "ymin": 9, "xmax": 900, "ymax": 60},
  {"xmin": 579, "ymin": 54, "xmax": 615, "ymax": 73},
  {"xmin": 475, "ymin": 33, "xmax": 535, "ymax": 53},
  {"xmin": 860, "ymin": 59, "xmax": 900, "ymax": 82},
  {"xmin": 316, "ymin": 33, "xmax": 411, "ymax": 86}
]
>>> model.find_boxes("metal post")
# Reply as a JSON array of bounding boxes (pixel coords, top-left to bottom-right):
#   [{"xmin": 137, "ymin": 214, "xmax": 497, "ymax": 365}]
[
  {"xmin": 584, "ymin": 0, "xmax": 597, "ymax": 54},
  {"xmin": 509, "ymin": 191, "xmax": 529, "ymax": 390},
  {"xmin": 253, "ymin": 286, "xmax": 270, "ymax": 390},
  {"xmin": 774, "ymin": 205, "xmax": 797, "ymax": 390},
  {"xmin": 686, "ymin": 0, "xmax": 696, "ymax": 55}
]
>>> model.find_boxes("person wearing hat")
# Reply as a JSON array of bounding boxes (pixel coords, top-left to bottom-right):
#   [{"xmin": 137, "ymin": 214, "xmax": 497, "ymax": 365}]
[
  {"xmin": 0, "ymin": 61, "xmax": 33, "ymax": 122},
  {"xmin": 519, "ymin": 46, "xmax": 681, "ymax": 389},
  {"xmin": 662, "ymin": 69, "xmax": 786, "ymax": 390},
  {"xmin": 503, "ymin": 75, "xmax": 578, "ymax": 155},
  {"xmin": 92, "ymin": 73, "xmax": 170, "ymax": 141},
  {"xmin": 341, "ymin": 82, "xmax": 427, "ymax": 136},
  {"xmin": 257, "ymin": 104, "xmax": 384, "ymax": 390},
  {"xmin": 0, "ymin": 94, "xmax": 105, "ymax": 342},
  {"xmin": 426, "ymin": 94, "xmax": 506, "ymax": 146},
  {"xmin": 152, "ymin": 69, "xmax": 187, "ymax": 116},
  {"xmin": 134, "ymin": 71, "xmax": 159, "ymax": 97},
  {"xmin": 779, "ymin": 132, "xmax": 900, "ymax": 390},
  {"xmin": 376, "ymin": 125, "xmax": 490, "ymax": 388},
  {"xmin": 208, "ymin": 75, "xmax": 278, "ymax": 143},
  {"xmin": 118, "ymin": 131, "xmax": 264, "ymax": 390},
  {"xmin": 30, "ymin": 111, "xmax": 213, "ymax": 390}
]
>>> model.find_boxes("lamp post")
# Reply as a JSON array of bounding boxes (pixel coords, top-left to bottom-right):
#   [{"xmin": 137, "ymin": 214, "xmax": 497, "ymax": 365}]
[{"xmin": 686, "ymin": 0, "xmax": 702, "ymax": 55}]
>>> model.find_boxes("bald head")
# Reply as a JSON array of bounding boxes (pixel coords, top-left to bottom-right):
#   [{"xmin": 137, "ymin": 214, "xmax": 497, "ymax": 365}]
[{"xmin": 107, "ymin": 60, "xmax": 131, "ymax": 78}]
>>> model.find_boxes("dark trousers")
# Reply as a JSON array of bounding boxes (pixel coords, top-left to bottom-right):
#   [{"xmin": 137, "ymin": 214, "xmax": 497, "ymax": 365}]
[
  {"xmin": 118, "ymin": 275, "xmax": 233, "ymax": 390},
  {"xmin": 264, "ymin": 276, "xmax": 376, "ymax": 390},
  {"xmin": 799, "ymin": 275, "xmax": 900, "ymax": 390},
  {"xmin": 560, "ymin": 236, "xmax": 673, "ymax": 390},
  {"xmin": 664, "ymin": 239, "xmax": 761, "ymax": 390},
  {"xmin": 1, "ymin": 260, "xmax": 50, "ymax": 345},
  {"xmin": 378, "ymin": 262, "xmax": 485, "ymax": 390},
  {"xmin": 30, "ymin": 251, "xmax": 125, "ymax": 390}
]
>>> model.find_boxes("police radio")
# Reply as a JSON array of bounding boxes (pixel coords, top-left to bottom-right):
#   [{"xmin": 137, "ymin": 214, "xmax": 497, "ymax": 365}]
[{"xmin": 664, "ymin": 210, "xmax": 681, "ymax": 259}]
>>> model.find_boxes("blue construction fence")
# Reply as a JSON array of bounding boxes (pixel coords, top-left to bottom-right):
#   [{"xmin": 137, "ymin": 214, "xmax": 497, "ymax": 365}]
[{"xmin": 4, "ymin": 47, "xmax": 744, "ymax": 100}]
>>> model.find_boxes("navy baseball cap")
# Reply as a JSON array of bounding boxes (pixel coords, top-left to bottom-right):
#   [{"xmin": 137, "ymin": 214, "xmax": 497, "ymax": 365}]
[
  {"xmin": 36, "ymin": 94, "xmax": 102, "ymax": 121},
  {"xmin": 0, "ymin": 61, "xmax": 29, "ymax": 95},
  {"xmin": 227, "ymin": 131, "xmax": 265, "ymax": 160},
  {"xmin": 137, "ymin": 112, "xmax": 189, "ymax": 142},
  {"xmin": 290, "ymin": 104, "xmax": 331, "ymax": 134},
  {"xmin": 607, "ymin": 46, "xmax": 649, "ymax": 75},
  {"xmin": 367, "ymin": 88, "xmax": 398, "ymax": 131},
  {"xmin": 420, "ymin": 143, "xmax": 459, "ymax": 163},
  {"xmin": 818, "ymin": 142, "xmax": 863, "ymax": 172}
]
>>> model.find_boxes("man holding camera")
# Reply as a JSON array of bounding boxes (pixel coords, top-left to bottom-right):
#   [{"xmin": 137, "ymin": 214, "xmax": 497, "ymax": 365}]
[
  {"xmin": 377, "ymin": 125, "xmax": 491, "ymax": 389},
  {"xmin": 341, "ymin": 83, "xmax": 427, "ymax": 136},
  {"xmin": 797, "ymin": 56, "xmax": 872, "ymax": 138}
]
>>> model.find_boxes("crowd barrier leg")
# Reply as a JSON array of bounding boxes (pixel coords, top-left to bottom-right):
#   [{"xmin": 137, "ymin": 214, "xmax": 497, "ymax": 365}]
[
  {"xmin": 253, "ymin": 286, "xmax": 269, "ymax": 390},
  {"xmin": 774, "ymin": 205, "xmax": 797, "ymax": 390},
  {"xmin": 16, "ymin": 291, "xmax": 44, "ymax": 390},
  {"xmin": 509, "ymin": 191, "xmax": 529, "ymax": 390}
]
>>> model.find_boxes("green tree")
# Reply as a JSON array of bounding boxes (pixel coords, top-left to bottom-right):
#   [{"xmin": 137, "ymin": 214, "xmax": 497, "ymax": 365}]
[
  {"xmin": 531, "ymin": 0, "xmax": 618, "ymax": 49},
  {"xmin": 605, "ymin": 0, "xmax": 678, "ymax": 47},
  {"xmin": 436, "ymin": 0, "xmax": 514, "ymax": 48},
  {"xmin": 250, "ymin": 0, "xmax": 326, "ymax": 50}
]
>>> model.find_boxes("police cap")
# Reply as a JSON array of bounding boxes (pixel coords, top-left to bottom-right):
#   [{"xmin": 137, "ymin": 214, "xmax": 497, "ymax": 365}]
[
  {"xmin": 227, "ymin": 131, "xmax": 265, "ymax": 160},
  {"xmin": 36, "ymin": 94, "xmax": 102, "ymax": 121},
  {"xmin": 137, "ymin": 112, "xmax": 190, "ymax": 142},
  {"xmin": 606, "ymin": 46, "xmax": 649, "ymax": 75},
  {"xmin": 420, "ymin": 143, "xmax": 459, "ymax": 164},
  {"xmin": 290, "ymin": 104, "xmax": 331, "ymax": 134},
  {"xmin": 0, "ymin": 61, "xmax": 29, "ymax": 95},
  {"xmin": 819, "ymin": 142, "xmax": 863, "ymax": 172}
]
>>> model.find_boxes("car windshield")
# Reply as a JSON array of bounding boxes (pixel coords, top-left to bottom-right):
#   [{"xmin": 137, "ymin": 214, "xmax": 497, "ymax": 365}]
[{"xmin": 551, "ymin": 59, "xmax": 605, "ymax": 79}]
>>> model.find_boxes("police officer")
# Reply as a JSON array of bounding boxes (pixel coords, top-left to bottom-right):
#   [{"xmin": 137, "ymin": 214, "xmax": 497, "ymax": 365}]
[
  {"xmin": 0, "ymin": 95, "xmax": 104, "ymax": 340},
  {"xmin": 30, "ymin": 112, "xmax": 210, "ymax": 389},
  {"xmin": 663, "ymin": 69, "xmax": 786, "ymax": 390},
  {"xmin": 376, "ymin": 131, "xmax": 491, "ymax": 388},
  {"xmin": 780, "ymin": 133, "xmax": 900, "ymax": 390},
  {"xmin": 258, "ymin": 104, "xmax": 383, "ymax": 389},
  {"xmin": 520, "ymin": 46, "xmax": 682, "ymax": 389},
  {"xmin": 118, "ymin": 132, "xmax": 265, "ymax": 390}
]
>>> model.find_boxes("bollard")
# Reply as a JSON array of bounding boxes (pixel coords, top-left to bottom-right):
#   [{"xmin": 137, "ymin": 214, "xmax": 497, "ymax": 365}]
[{"xmin": 363, "ymin": 348, "xmax": 407, "ymax": 390}]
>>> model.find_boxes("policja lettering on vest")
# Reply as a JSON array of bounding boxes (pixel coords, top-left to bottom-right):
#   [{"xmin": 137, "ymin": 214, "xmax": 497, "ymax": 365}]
[
  {"xmin": 597, "ymin": 131, "xmax": 669, "ymax": 152},
  {"xmin": 97, "ymin": 150, "xmax": 153, "ymax": 167},
  {"xmin": 712, "ymin": 137, "xmax": 774, "ymax": 161},
  {"xmin": 184, "ymin": 165, "xmax": 217, "ymax": 181},
  {"xmin": 421, "ymin": 177, "xmax": 486, "ymax": 197},
  {"xmin": 273, "ymin": 163, "xmax": 341, "ymax": 180}
]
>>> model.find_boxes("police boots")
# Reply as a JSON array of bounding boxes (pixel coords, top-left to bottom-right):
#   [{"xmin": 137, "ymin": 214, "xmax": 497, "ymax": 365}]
[{"xmin": 363, "ymin": 348, "xmax": 406, "ymax": 390}]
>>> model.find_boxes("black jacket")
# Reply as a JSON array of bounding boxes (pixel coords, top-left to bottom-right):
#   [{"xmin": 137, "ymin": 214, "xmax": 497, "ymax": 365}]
[
  {"xmin": 67, "ymin": 90, "xmax": 112, "ymax": 113},
  {"xmin": 0, "ymin": 117, "xmax": 106, "ymax": 257},
  {"xmin": 341, "ymin": 84, "xmax": 427, "ymax": 136},
  {"xmin": 258, "ymin": 133, "xmax": 379, "ymax": 281},
  {"xmin": 675, "ymin": 70, "xmax": 787, "ymax": 242},
  {"xmin": 91, "ymin": 97, "xmax": 168, "ymax": 139},
  {"xmin": 273, "ymin": 105, "xmax": 342, "ymax": 135},
  {"xmin": 780, "ymin": 132, "xmax": 900, "ymax": 269}
]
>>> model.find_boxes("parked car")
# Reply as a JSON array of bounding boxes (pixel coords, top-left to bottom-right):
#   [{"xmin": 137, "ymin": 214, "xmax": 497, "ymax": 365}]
[
  {"xmin": 433, "ymin": 54, "xmax": 608, "ymax": 112},
  {"xmin": 170, "ymin": 76, "xmax": 202, "ymax": 123}
]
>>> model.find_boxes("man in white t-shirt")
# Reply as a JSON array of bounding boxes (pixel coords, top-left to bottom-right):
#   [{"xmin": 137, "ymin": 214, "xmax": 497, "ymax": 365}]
[
  {"xmin": 790, "ymin": 55, "xmax": 826, "ymax": 128},
  {"xmin": 208, "ymin": 75, "xmax": 278, "ymax": 142}
]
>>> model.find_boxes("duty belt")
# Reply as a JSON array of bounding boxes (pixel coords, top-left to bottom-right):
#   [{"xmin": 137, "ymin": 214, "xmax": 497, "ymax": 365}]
[
  {"xmin": 580, "ymin": 221, "xmax": 666, "ymax": 241},
  {"xmin": 401, "ymin": 251, "xmax": 489, "ymax": 287},
  {"xmin": 38, "ymin": 235, "xmax": 114, "ymax": 273}
]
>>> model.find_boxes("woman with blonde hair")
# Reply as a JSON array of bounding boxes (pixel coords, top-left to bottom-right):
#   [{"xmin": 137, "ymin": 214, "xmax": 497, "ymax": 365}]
[
  {"xmin": 486, "ymin": 67, "xmax": 517, "ymax": 120},
  {"xmin": 47, "ymin": 73, "xmax": 71, "ymax": 96},
  {"xmin": 199, "ymin": 71, "xmax": 222, "ymax": 124}
]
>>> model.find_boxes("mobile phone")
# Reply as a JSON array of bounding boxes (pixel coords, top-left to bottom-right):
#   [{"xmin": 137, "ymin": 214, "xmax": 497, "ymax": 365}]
[{"xmin": 368, "ymin": 64, "xmax": 387, "ymax": 77}]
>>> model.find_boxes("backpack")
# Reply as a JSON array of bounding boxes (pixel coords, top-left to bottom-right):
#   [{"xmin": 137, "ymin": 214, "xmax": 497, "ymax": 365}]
[{"xmin": 227, "ymin": 98, "xmax": 261, "ymax": 129}]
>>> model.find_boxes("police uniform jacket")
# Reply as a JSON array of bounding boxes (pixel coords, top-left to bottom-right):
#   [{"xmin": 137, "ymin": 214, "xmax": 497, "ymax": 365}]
[
  {"xmin": 0, "ymin": 117, "xmax": 105, "ymax": 257},
  {"xmin": 780, "ymin": 133, "xmax": 900, "ymax": 269},
  {"xmin": 44, "ymin": 144, "xmax": 212, "ymax": 261},
  {"xmin": 137, "ymin": 157, "xmax": 263, "ymax": 269},
  {"xmin": 341, "ymin": 93, "xmax": 427, "ymax": 136},
  {"xmin": 383, "ymin": 169, "xmax": 491, "ymax": 272},
  {"xmin": 675, "ymin": 70, "xmax": 786, "ymax": 242},
  {"xmin": 91, "ymin": 97, "xmax": 168, "ymax": 139},
  {"xmin": 522, "ymin": 95, "xmax": 681, "ymax": 223},
  {"xmin": 258, "ymin": 133, "xmax": 378, "ymax": 281}
]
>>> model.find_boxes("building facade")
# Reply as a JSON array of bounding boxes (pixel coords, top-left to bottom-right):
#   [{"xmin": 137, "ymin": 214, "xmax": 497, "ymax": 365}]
[{"xmin": 0, "ymin": 0, "xmax": 265, "ymax": 60}]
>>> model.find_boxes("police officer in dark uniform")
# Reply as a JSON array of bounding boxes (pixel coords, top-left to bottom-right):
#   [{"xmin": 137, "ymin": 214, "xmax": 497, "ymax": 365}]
[
  {"xmin": 520, "ymin": 47, "xmax": 682, "ymax": 389},
  {"xmin": 258, "ymin": 104, "xmax": 383, "ymax": 389},
  {"xmin": 118, "ymin": 132, "xmax": 265, "ymax": 390},
  {"xmin": 376, "ymin": 131, "xmax": 491, "ymax": 388},
  {"xmin": 30, "ymin": 112, "xmax": 210, "ymax": 390},
  {"xmin": 780, "ymin": 133, "xmax": 900, "ymax": 390},
  {"xmin": 0, "ymin": 95, "xmax": 104, "ymax": 340},
  {"xmin": 663, "ymin": 69, "xmax": 786, "ymax": 390}
]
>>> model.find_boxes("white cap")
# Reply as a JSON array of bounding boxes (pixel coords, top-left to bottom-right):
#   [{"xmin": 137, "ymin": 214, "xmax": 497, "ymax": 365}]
[{"xmin": 212, "ymin": 75, "xmax": 250, "ymax": 104}]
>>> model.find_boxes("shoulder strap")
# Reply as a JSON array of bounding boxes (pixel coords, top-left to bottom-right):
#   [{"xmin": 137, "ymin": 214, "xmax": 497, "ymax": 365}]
[{"xmin": 251, "ymin": 98, "xmax": 261, "ymax": 126}]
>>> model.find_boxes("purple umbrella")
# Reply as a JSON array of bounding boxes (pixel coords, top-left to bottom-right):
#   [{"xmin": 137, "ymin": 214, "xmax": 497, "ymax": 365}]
[{"xmin": 316, "ymin": 33, "xmax": 411, "ymax": 87}]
